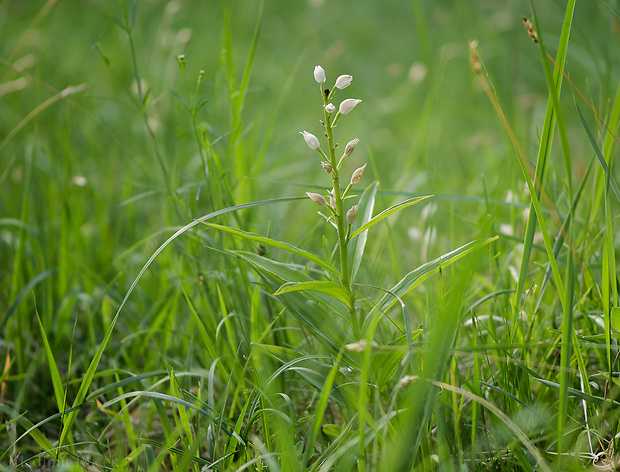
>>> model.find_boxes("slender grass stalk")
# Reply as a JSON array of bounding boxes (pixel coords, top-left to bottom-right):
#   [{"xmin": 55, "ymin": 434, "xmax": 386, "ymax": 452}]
[{"xmin": 513, "ymin": 0, "xmax": 575, "ymax": 326}]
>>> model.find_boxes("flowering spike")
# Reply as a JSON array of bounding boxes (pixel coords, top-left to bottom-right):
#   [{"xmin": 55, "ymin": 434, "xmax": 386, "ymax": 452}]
[
  {"xmin": 300, "ymin": 130, "xmax": 320, "ymax": 150},
  {"xmin": 335, "ymin": 74, "xmax": 353, "ymax": 90},
  {"xmin": 350, "ymin": 163, "xmax": 367, "ymax": 185},
  {"xmin": 339, "ymin": 98, "xmax": 362, "ymax": 115},
  {"xmin": 314, "ymin": 65, "xmax": 326, "ymax": 84},
  {"xmin": 344, "ymin": 138, "xmax": 359, "ymax": 157},
  {"xmin": 306, "ymin": 192, "xmax": 327, "ymax": 207}
]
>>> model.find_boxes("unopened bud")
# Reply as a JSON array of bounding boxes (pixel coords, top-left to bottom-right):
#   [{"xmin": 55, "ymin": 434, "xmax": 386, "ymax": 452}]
[
  {"xmin": 325, "ymin": 103, "xmax": 336, "ymax": 113},
  {"xmin": 314, "ymin": 65, "xmax": 326, "ymax": 84},
  {"xmin": 329, "ymin": 189, "xmax": 336, "ymax": 208},
  {"xmin": 306, "ymin": 192, "xmax": 327, "ymax": 207},
  {"xmin": 321, "ymin": 161, "xmax": 333, "ymax": 173},
  {"xmin": 335, "ymin": 74, "xmax": 353, "ymax": 90},
  {"xmin": 338, "ymin": 98, "xmax": 362, "ymax": 115},
  {"xmin": 350, "ymin": 163, "xmax": 367, "ymax": 185},
  {"xmin": 344, "ymin": 138, "xmax": 359, "ymax": 157},
  {"xmin": 346, "ymin": 205, "xmax": 357, "ymax": 224},
  {"xmin": 300, "ymin": 130, "xmax": 320, "ymax": 150}
]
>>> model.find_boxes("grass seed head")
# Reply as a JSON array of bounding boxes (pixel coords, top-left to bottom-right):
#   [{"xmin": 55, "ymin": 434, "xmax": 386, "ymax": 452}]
[
  {"xmin": 521, "ymin": 16, "xmax": 538, "ymax": 43},
  {"xmin": 469, "ymin": 40, "xmax": 481, "ymax": 75}
]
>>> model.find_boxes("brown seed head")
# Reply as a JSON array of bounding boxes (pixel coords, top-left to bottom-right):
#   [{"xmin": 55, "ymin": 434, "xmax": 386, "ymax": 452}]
[
  {"xmin": 521, "ymin": 16, "xmax": 538, "ymax": 43},
  {"xmin": 468, "ymin": 40, "xmax": 481, "ymax": 75}
]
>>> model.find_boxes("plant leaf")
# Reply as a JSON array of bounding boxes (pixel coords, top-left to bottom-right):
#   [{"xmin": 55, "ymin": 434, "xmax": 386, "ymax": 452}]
[
  {"xmin": 237, "ymin": 252, "xmax": 351, "ymax": 350},
  {"xmin": 274, "ymin": 281, "xmax": 354, "ymax": 308},
  {"xmin": 364, "ymin": 236, "xmax": 498, "ymax": 332},
  {"xmin": 348, "ymin": 182, "xmax": 378, "ymax": 284},
  {"xmin": 349, "ymin": 195, "xmax": 433, "ymax": 240},
  {"xmin": 612, "ymin": 307, "xmax": 620, "ymax": 333},
  {"xmin": 203, "ymin": 222, "xmax": 341, "ymax": 279},
  {"xmin": 575, "ymin": 103, "xmax": 620, "ymax": 202}
]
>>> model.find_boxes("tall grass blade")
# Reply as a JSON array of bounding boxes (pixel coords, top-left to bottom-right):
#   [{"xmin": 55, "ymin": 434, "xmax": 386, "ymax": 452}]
[
  {"xmin": 576, "ymin": 104, "xmax": 620, "ymax": 202},
  {"xmin": 301, "ymin": 350, "xmax": 344, "ymax": 467},
  {"xmin": 34, "ymin": 305, "xmax": 66, "ymax": 416},
  {"xmin": 514, "ymin": 0, "xmax": 575, "ymax": 313}
]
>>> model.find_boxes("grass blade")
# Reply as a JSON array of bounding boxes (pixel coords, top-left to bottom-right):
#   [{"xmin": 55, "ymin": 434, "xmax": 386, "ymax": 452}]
[
  {"xmin": 576, "ymin": 103, "xmax": 620, "ymax": 202},
  {"xmin": 364, "ymin": 236, "xmax": 498, "ymax": 332},
  {"xmin": 57, "ymin": 197, "xmax": 301, "ymax": 450},
  {"xmin": 203, "ymin": 222, "xmax": 341, "ymax": 279},
  {"xmin": 513, "ymin": 0, "xmax": 575, "ymax": 314}
]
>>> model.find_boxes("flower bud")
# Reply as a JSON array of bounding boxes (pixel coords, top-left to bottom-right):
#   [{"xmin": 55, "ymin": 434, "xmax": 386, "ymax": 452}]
[
  {"xmin": 325, "ymin": 103, "xmax": 336, "ymax": 114},
  {"xmin": 335, "ymin": 74, "xmax": 353, "ymax": 89},
  {"xmin": 321, "ymin": 161, "xmax": 333, "ymax": 173},
  {"xmin": 300, "ymin": 131, "xmax": 320, "ymax": 150},
  {"xmin": 329, "ymin": 189, "xmax": 336, "ymax": 208},
  {"xmin": 344, "ymin": 138, "xmax": 359, "ymax": 157},
  {"xmin": 339, "ymin": 98, "xmax": 362, "ymax": 115},
  {"xmin": 346, "ymin": 205, "xmax": 357, "ymax": 224},
  {"xmin": 314, "ymin": 65, "xmax": 326, "ymax": 84},
  {"xmin": 350, "ymin": 163, "xmax": 367, "ymax": 185},
  {"xmin": 306, "ymin": 192, "xmax": 327, "ymax": 207}
]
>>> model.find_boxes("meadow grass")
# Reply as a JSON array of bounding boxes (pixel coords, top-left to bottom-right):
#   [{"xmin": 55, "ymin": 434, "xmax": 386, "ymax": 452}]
[{"xmin": 1, "ymin": 0, "xmax": 620, "ymax": 470}]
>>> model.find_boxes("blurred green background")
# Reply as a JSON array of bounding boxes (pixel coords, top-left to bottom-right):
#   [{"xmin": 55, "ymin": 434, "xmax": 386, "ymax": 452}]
[
  {"xmin": 1, "ymin": 0, "xmax": 619, "ymax": 464},
  {"xmin": 2, "ymin": 0, "xmax": 616, "ymax": 294}
]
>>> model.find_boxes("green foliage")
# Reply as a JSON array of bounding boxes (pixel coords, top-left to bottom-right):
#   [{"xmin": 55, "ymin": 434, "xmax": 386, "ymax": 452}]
[{"xmin": 1, "ymin": 0, "xmax": 619, "ymax": 471}]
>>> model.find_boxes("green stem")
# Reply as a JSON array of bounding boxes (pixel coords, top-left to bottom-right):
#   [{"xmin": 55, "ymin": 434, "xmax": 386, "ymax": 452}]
[{"xmin": 322, "ymin": 90, "xmax": 360, "ymax": 339}]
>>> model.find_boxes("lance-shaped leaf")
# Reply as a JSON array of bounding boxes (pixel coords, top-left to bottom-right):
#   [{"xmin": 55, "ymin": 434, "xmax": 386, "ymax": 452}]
[
  {"xmin": 363, "ymin": 236, "xmax": 498, "ymax": 332},
  {"xmin": 347, "ymin": 182, "xmax": 377, "ymax": 284},
  {"xmin": 349, "ymin": 195, "xmax": 433, "ymax": 240},
  {"xmin": 274, "ymin": 281, "xmax": 355, "ymax": 309},
  {"xmin": 202, "ymin": 222, "xmax": 341, "ymax": 279},
  {"xmin": 236, "ymin": 251, "xmax": 351, "ymax": 350}
]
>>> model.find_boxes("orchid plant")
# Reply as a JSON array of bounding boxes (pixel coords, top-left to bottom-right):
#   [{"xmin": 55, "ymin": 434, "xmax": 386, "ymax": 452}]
[
  {"xmin": 202, "ymin": 65, "xmax": 492, "ymax": 355},
  {"xmin": 299, "ymin": 65, "xmax": 366, "ymax": 338}
]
